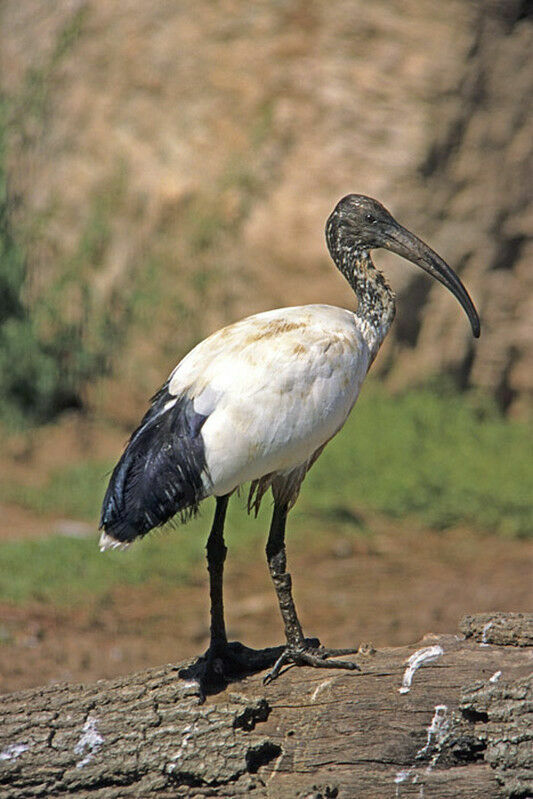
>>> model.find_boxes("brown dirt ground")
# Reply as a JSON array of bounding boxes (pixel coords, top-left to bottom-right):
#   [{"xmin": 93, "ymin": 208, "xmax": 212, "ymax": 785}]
[{"xmin": 0, "ymin": 502, "xmax": 531, "ymax": 696}]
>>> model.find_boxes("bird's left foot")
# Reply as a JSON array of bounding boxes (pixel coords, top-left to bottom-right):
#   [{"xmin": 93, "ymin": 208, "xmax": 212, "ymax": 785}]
[
  {"xmin": 263, "ymin": 639, "xmax": 361, "ymax": 684},
  {"xmin": 206, "ymin": 640, "xmax": 283, "ymax": 681},
  {"xmin": 179, "ymin": 640, "xmax": 286, "ymax": 694}
]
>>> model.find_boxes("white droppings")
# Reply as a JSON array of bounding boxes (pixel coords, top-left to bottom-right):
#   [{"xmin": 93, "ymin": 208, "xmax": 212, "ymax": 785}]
[
  {"xmin": 480, "ymin": 621, "xmax": 493, "ymax": 647},
  {"xmin": 394, "ymin": 769, "xmax": 428, "ymax": 797},
  {"xmin": 168, "ymin": 724, "xmax": 195, "ymax": 772},
  {"xmin": 417, "ymin": 704, "xmax": 449, "ymax": 761},
  {"xmin": 394, "ymin": 770, "xmax": 412, "ymax": 797},
  {"xmin": 311, "ymin": 679, "xmax": 333, "ymax": 701},
  {"xmin": 489, "ymin": 670, "xmax": 502, "ymax": 683},
  {"xmin": 399, "ymin": 646, "xmax": 444, "ymax": 693},
  {"xmin": 392, "ymin": 703, "xmax": 450, "ymax": 793},
  {"xmin": 0, "ymin": 743, "xmax": 29, "ymax": 761},
  {"xmin": 395, "ymin": 770, "xmax": 412, "ymax": 784},
  {"xmin": 75, "ymin": 716, "xmax": 104, "ymax": 768}
]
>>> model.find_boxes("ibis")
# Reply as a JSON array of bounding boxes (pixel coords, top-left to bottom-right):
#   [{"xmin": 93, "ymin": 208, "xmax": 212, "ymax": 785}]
[{"xmin": 100, "ymin": 194, "xmax": 480, "ymax": 684}]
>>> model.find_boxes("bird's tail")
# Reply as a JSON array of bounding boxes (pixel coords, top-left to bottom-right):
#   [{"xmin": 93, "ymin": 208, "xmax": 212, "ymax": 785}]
[{"xmin": 99, "ymin": 387, "xmax": 209, "ymax": 550}]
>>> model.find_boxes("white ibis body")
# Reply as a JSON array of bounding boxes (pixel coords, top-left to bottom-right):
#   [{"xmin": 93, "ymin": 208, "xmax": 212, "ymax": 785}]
[{"xmin": 100, "ymin": 195, "xmax": 480, "ymax": 685}]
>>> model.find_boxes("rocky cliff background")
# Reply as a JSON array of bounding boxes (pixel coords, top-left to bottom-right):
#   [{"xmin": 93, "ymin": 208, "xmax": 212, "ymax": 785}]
[{"xmin": 1, "ymin": 0, "xmax": 532, "ymax": 423}]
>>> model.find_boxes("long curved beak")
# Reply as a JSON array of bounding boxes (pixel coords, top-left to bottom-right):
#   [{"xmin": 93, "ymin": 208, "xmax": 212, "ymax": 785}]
[{"xmin": 380, "ymin": 223, "xmax": 480, "ymax": 338}]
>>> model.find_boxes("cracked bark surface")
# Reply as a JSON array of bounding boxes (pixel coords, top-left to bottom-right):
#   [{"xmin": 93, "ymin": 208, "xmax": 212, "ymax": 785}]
[{"xmin": 1, "ymin": 613, "xmax": 531, "ymax": 798}]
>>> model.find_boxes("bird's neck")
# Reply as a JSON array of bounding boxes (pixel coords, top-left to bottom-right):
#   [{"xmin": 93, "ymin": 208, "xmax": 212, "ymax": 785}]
[{"xmin": 333, "ymin": 244, "xmax": 396, "ymax": 354}]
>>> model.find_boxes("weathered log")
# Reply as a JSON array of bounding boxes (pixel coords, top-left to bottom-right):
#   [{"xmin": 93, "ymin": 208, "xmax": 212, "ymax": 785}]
[{"xmin": 1, "ymin": 613, "xmax": 531, "ymax": 798}]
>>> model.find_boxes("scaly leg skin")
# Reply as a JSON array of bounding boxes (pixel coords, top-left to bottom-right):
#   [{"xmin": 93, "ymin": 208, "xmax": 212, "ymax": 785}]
[{"xmin": 263, "ymin": 501, "xmax": 360, "ymax": 685}]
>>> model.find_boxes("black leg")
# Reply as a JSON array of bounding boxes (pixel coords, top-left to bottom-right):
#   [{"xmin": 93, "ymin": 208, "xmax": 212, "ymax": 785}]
[
  {"xmin": 206, "ymin": 494, "xmax": 230, "ymax": 651},
  {"xmin": 264, "ymin": 500, "xmax": 360, "ymax": 683}
]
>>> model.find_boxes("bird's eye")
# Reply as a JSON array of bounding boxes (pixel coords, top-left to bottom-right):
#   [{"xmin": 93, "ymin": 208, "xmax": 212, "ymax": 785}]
[{"xmin": 365, "ymin": 213, "xmax": 376, "ymax": 224}]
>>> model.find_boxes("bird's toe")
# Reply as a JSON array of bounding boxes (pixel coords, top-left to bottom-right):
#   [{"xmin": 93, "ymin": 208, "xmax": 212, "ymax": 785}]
[{"xmin": 263, "ymin": 640, "xmax": 360, "ymax": 684}]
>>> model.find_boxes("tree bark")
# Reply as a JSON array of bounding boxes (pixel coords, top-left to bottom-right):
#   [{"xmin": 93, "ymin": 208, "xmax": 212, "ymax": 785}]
[{"xmin": 1, "ymin": 613, "xmax": 531, "ymax": 798}]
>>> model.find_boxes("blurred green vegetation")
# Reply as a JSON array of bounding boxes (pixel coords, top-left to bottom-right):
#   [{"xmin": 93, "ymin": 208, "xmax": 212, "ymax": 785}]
[
  {"xmin": 0, "ymin": 461, "xmax": 114, "ymax": 522},
  {"xmin": 0, "ymin": 95, "xmax": 274, "ymax": 428},
  {"xmin": 0, "ymin": 9, "xmax": 134, "ymax": 427},
  {"xmin": 0, "ymin": 99, "xmax": 133, "ymax": 426},
  {"xmin": 9, "ymin": 6, "xmax": 89, "ymax": 144},
  {"xmin": 0, "ymin": 527, "xmax": 209, "ymax": 606},
  {"xmin": 0, "ymin": 383, "xmax": 530, "ymax": 604},
  {"xmin": 0, "ymin": 491, "xmax": 269, "ymax": 604},
  {"xmin": 0, "ymin": 176, "xmax": 128, "ymax": 425},
  {"xmin": 303, "ymin": 382, "xmax": 532, "ymax": 539},
  {"xmin": 0, "ymin": 6, "xmax": 281, "ymax": 430}
]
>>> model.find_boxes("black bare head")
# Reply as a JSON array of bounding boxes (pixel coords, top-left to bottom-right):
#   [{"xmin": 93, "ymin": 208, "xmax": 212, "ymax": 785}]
[{"xmin": 326, "ymin": 194, "xmax": 480, "ymax": 338}]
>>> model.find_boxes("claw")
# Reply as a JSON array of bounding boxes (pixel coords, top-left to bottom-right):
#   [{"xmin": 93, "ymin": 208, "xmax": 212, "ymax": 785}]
[{"xmin": 263, "ymin": 642, "xmax": 360, "ymax": 684}]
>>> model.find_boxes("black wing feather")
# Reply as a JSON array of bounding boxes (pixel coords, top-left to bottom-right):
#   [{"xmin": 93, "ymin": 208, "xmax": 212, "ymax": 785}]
[{"xmin": 99, "ymin": 385, "xmax": 209, "ymax": 543}]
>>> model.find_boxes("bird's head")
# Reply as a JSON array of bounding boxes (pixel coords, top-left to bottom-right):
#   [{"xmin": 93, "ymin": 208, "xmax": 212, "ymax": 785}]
[{"xmin": 326, "ymin": 194, "xmax": 480, "ymax": 338}]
